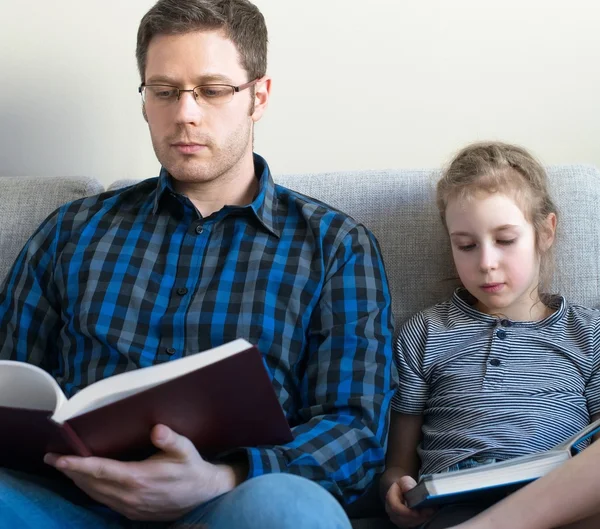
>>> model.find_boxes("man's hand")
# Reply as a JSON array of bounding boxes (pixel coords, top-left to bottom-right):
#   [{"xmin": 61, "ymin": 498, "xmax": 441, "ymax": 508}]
[
  {"xmin": 385, "ymin": 475, "xmax": 436, "ymax": 528},
  {"xmin": 44, "ymin": 424, "xmax": 245, "ymax": 521}
]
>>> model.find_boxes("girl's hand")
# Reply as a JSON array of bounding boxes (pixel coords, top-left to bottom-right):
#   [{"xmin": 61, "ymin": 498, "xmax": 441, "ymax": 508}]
[{"xmin": 385, "ymin": 476, "xmax": 436, "ymax": 528}]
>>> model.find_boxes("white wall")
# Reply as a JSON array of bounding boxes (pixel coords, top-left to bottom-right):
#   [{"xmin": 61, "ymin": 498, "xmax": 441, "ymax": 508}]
[{"xmin": 1, "ymin": 0, "xmax": 598, "ymax": 186}]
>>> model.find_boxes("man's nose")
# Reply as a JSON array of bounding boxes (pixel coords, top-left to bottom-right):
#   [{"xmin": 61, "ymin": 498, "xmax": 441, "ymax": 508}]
[{"xmin": 174, "ymin": 91, "xmax": 204, "ymax": 124}]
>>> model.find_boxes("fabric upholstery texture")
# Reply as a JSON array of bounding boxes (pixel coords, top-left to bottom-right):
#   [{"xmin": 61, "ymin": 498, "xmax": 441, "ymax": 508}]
[{"xmin": 0, "ymin": 177, "xmax": 103, "ymax": 285}]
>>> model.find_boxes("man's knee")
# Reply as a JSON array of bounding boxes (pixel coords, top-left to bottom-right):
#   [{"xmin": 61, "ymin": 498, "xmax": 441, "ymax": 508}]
[{"xmin": 219, "ymin": 473, "xmax": 352, "ymax": 529}]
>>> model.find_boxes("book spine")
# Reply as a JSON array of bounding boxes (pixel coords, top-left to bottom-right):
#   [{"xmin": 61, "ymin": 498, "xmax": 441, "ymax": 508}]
[{"xmin": 57, "ymin": 420, "xmax": 93, "ymax": 457}]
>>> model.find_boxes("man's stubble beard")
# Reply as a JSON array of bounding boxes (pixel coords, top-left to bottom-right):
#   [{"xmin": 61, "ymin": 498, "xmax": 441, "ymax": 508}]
[{"xmin": 151, "ymin": 101, "xmax": 256, "ymax": 184}]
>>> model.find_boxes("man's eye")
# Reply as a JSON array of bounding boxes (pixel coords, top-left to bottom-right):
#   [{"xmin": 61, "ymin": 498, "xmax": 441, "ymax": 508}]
[
  {"xmin": 198, "ymin": 86, "xmax": 231, "ymax": 98},
  {"xmin": 497, "ymin": 239, "xmax": 516, "ymax": 246},
  {"xmin": 150, "ymin": 87, "xmax": 177, "ymax": 99}
]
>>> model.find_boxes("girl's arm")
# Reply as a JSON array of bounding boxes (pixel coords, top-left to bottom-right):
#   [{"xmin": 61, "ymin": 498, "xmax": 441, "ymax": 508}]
[
  {"xmin": 381, "ymin": 411, "xmax": 434, "ymax": 527},
  {"xmin": 381, "ymin": 411, "xmax": 423, "ymax": 493},
  {"xmin": 451, "ymin": 415, "xmax": 600, "ymax": 529}
]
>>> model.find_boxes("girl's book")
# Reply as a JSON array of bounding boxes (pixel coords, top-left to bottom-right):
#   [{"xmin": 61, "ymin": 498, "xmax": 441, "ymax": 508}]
[
  {"xmin": 0, "ymin": 339, "xmax": 293, "ymax": 473},
  {"xmin": 405, "ymin": 418, "xmax": 600, "ymax": 509}
]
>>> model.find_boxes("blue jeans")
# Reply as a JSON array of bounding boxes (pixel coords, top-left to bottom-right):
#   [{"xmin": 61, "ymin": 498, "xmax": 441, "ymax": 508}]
[
  {"xmin": 0, "ymin": 468, "xmax": 351, "ymax": 529},
  {"xmin": 441, "ymin": 456, "xmax": 499, "ymax": 474}
]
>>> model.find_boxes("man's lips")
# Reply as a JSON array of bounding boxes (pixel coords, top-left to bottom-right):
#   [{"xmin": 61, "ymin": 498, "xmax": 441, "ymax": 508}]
[
  {"xmin": 171, "ymin": 143, "xmax": 206, "ymax": 154},
  {"xmin": 480, "ymin": 283, "xmax": 504, "ymax": 293}
]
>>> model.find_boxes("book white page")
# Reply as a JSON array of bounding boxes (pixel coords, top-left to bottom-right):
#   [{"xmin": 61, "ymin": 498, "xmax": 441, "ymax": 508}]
[
  {"xmin": 0, "ymin": 361, "xmax": 66, "ymax": 412},
  {"xmin": 429, "ymin": 450, "xmax": 570, "ymax": 495},
  {"xmin": 52, "ymin": 338, "xmax": 253, "ymax": 423}
]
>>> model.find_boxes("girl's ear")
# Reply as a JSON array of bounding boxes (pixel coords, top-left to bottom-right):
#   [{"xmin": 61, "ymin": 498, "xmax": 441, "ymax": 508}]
[{"xmin": 539, "ymin": 212, "xmax": 557, "ymax": 252}]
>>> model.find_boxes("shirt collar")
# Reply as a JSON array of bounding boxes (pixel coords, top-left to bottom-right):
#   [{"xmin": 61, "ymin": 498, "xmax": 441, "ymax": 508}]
[
  {"xmin": 451, "ymin": 287, "xmax": 566, "ymax": 328},
  {"xmin": 152, "ymin": 153, "xmax": 281, "ymax": 238}
]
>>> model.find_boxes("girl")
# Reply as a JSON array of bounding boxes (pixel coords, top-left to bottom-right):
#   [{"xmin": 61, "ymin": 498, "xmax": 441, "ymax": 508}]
[{"xmin": 381, "ymin": 142, "xmax": 600, "ymax": 529}]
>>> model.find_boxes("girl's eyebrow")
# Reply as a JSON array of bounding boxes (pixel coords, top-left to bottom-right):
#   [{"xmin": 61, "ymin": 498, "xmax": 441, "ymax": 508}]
[{"xmin": 450, "ymin": 224, "xmax": 520, "ymax": 237}]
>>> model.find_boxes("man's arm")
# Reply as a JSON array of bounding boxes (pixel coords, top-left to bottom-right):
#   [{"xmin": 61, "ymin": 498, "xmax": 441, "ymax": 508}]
[
  {"xmin": 0, "ymin": 209, "xmax": 61, "ymax": 367},
  {"xmin": 229, "ymin": 223, "xmax": 396, "ymax": 505}
]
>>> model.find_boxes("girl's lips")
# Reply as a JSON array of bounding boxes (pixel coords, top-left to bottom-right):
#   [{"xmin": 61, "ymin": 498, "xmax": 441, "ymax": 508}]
[{"xmin": 481, "ymin": 283, "xmax": 504, "ymax": 293}]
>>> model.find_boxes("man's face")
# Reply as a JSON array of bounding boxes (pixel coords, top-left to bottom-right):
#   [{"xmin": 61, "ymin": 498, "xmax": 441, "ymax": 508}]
[{"xmin": 143, "ymin": 30, "xmax": 266, "ymax": 184}]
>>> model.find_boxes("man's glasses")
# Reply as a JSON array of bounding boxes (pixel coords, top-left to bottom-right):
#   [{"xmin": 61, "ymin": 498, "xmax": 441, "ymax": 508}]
[{"xmin": 138, "ymin": 79, "xmax": 259, "ymax": 108}]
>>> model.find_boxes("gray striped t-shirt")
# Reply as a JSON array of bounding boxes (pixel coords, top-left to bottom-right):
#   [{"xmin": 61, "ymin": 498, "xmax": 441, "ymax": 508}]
[{"xmin": 392, "ymin": 288, "xmax": 600, "ymax": 476}]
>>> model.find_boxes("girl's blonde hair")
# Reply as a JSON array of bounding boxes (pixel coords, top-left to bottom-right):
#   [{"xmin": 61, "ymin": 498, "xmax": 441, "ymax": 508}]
[{"xmin": 436, "ymin": 141, "xmax": 558, "ymax": 293}]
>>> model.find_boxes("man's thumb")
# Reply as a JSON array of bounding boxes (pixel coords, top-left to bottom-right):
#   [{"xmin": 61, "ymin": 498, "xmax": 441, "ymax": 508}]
[{"xmin": 151, "ymin": 424, "xmax": 195, "ymax": 459}]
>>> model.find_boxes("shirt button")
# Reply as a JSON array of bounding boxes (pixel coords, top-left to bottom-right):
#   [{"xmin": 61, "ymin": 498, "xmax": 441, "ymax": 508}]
[
  {"xmin": 195, "ymin": 224, "xmax": 204, "ymax": 234},
  {"xmin": 500, "ymin": 319, "xmax": 513, "ymax": 327},
  {"xmin": 176, "ymin": 287, "xmax": 188, "ymax": 296},
  {"xmin": 489, "ymin": 358, "xmax": 501, "ymax": 367},
  {"xmin": 496, "ymin": 329, "xmax": 507, "ymax": 339},
  {"xmin": 165, "ymin": 347, "xmax": 176, "ymax": 355}
]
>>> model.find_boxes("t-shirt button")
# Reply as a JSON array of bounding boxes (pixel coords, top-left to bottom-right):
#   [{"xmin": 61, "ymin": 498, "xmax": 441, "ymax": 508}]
[
  {"xmin": 489, "ymin": 358, "xmax": 501, "ymax": 367},
  {"xmin": 496, "ymin": 329, "xmax": 507, "ymax": 339},
  {"xmin": 500, "ymin": 319, "xmax": 513, "ymax": 327},
  {"xmin": 165, "ymin": 347, "xmax": 176, "ymax": 355},
  {"xmin": 195, "ymin": 224, "xmax": 204, "ymax": 234},
  {"xmin": 176, "ymin": 287, "xmax": 188, "ymax": 296}
]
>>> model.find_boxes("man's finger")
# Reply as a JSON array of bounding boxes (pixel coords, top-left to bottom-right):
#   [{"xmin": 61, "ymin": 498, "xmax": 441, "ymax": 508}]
[
  {"xmin": 151, "ymin": 424, "xmax": 198, "ymax": 461},
  {"xmin": 45, "ymin": 453, "xmax": 133, "ymax": 484}
]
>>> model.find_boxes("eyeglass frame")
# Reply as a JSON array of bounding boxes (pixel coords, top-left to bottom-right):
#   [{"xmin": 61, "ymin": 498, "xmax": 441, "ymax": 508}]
[{"xmin": 138, "ymin": 78, "xmax": 261, "ymax": 106}]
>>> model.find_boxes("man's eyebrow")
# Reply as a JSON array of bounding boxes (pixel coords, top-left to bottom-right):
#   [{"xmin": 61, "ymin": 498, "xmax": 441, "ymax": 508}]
[{"xmin": 145, "ymin": 73, "xmax": 234, "ymax": 85}]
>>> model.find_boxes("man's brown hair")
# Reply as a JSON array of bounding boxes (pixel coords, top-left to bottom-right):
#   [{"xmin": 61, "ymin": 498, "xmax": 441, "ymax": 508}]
[{"xmin": 136, "ymin": 0, "xmax": 268, "ymax": 83}]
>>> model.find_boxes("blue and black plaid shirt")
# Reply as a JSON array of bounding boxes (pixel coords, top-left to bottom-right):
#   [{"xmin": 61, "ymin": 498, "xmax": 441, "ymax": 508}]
[{"xmin": 0, "ymin": 154, "xmax": 395, "ymax": 504}]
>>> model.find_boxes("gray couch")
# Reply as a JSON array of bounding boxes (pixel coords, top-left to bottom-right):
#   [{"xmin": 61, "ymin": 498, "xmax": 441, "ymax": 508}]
[{"xmin": 2, "ymin": 164, "xmax": 600, "ymax": 527}]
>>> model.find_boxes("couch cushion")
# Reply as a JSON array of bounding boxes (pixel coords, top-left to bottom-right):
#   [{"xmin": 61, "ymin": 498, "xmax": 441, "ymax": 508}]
[{"xmin": 0, "ymin": 177, "xmax": 104, "ymax": 286}]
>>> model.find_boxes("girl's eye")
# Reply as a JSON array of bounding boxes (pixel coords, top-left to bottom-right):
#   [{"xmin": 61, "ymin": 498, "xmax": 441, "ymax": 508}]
[
  {"xmin": 457, "ymin": 244, "xmax": 476, "ymax": 251},
  {"xmin": 497, "ymin": 239, "xmax": 516, "ymax": 246}
]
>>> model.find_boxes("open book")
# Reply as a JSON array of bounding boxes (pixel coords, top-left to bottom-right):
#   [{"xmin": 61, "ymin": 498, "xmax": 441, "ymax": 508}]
[
  {"xmin": 405, "ymin": 417, "xmax": 600, "ymax": 509},
  {"xmin": 0, "ymin": 339, "xmax": 292, "ymax": 473}
]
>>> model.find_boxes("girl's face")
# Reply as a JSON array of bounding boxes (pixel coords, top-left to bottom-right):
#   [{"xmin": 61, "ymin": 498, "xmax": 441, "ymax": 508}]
[{"xmin": 445, "ymin": 192, "xmax": 554, "ymax": 321}]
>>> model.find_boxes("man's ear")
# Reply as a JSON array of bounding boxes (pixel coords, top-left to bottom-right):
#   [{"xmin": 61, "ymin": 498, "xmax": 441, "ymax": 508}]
[
  {"xmin": 251, "ymin": 76, "xmax": 271, "ymax": 123},
  {"xmin": 540, "ymin": 212, "xmax": 557, "ymax": 252},
  {"xmin": 142, "ymin": 105, "xmax": 148, "ymax": 123}
]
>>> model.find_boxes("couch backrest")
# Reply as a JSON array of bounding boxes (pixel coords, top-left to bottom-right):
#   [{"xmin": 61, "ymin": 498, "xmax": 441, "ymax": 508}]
[
  {"xmin": 0, "ymin": 177, "xmax": 104, "ymax": 285},
  {"xmin": 3, "ymin": 164, "xmax": 600, "ymax": 324},
  {"xmin": 276, "ymin": 165, "xmax": 600, "ymax": 322}
]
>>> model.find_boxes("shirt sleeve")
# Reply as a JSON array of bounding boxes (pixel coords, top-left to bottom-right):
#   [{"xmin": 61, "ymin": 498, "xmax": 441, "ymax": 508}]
[
  {"xmin": 226, "ymin": 224, "xmax": 396, "ymax": 505},
  {"xmin": 391, "ymin": 312, "xmax": 429, "ymax": 414},
  {"xmin": 585, "ymin": 314, "xmax": 600, "ymax": 415},
  {"xmin": 0, "ymin": 208, "xmax": 62, "ymax": 371}
]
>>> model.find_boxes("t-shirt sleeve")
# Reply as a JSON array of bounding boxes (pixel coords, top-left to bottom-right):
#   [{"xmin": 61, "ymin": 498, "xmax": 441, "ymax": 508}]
[
  {"xmin": 585, "ymin": 315, "xmax": 600, "ymax": 416},
  {"xmin": 391, "ymin": 312, "xmax": 429, "ymax": 414}
]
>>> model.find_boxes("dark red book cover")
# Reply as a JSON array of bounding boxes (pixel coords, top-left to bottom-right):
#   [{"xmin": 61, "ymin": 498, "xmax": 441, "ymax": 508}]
[{"xmin": 0, "ymin": 345, "xmax": 292, "ymax": 472}]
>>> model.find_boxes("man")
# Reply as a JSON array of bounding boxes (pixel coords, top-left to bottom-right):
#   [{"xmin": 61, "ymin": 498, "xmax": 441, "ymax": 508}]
[{"xmin": 0, "ymin": 1, "xmax": 396, "ymax": 527}]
